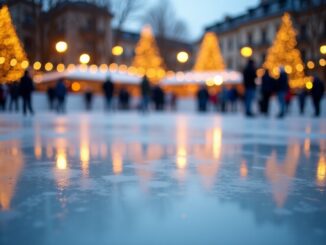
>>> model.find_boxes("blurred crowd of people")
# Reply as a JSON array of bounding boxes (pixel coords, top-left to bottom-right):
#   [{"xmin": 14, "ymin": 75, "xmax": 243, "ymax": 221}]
[{"xmin": 0, "ymin": 67, "xmax": 324, "ymax": 117}]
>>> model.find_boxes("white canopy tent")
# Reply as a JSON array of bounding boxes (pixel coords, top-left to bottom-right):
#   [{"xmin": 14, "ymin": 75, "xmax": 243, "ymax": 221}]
[
  {"xmin": 161, "ymin": 70, "xmax": 243, "ymax": 86},
  {"xmin": 34, "ymin": 67, "xmax": 143, "ymax": 84}
]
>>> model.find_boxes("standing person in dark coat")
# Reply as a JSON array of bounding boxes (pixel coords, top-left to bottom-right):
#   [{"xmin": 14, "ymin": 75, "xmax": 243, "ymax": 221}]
[
  {"xmin": 260, "ymin": 69, "xmax": 275, "ymax": 116},
  {"xmin": 140, "ymin": 76, "xmax": 151, "ymax": 112},
  {"xmin": 118, "ymin": 88, "xmax": 130, "ymax": 110},
  {"xmin": 103, "ymin": 76, "xmax": 114, "ymax": 111},
  {"xmin": 9, "ymin": 82, "xmax": 20, "ymax": 112},
  {"xmin": 20, "ymin": 70, "xmax": 34, "ymax": 115},
  {"xmin": 297, "ymin": 88, "xmax": 307, "ymax": 115},
  {"xmin": 85, "ymin": 88, "xmax": 93, "ymax": 111},
  {"xmin": 243, "ymin": 59, "xmax": 257, "ymax": 117},
  {"xmin": 311, "ymin": 75, "xmax": 325, "ymax": 117},
  {"xmin": 275, "ymin": 68, "xmax": 289, "ymax": 118},
  {"xmin": 47, "ymin": 86, "xmax": 56, "ymax": 111},
  {"xmin": 197, "ymin": 84, "xmax": 209, "ymax": 112},
  {"xmin": 55, "ymin": 79, "xmax": 67, "ymax": 113}
]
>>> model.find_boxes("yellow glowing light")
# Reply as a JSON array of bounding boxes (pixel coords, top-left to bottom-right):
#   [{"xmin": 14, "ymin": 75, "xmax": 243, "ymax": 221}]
[
  {"xmin": 112, "ymin": 45, "xmax": 124, "ymax": 56},
  {"xmin": 296, "ymin": 64, "xmax": 304, "ymax": 72},
  {"xmin": 109, "ymin": 63, "xmax": 118, "ymax": 71},
  {"xmin": 177, "ymin": 51, "xmax": 189, "ymax": 63},
  {"xmin": 55, "ymin": 41, "xmax": 68, "ymax": 53},
  {"xmin": 119, "ymin": 64, "xmax": 128, "ymax": 72},
  {"xmin": 320, "ymin": 45, "xmax": 326, "ymax": 55},
  {"xmin": 89, "ymin": 64, "xmax": 98, "ymax": 73},
  {"xmin": 319, "ymin": 58, "xmax": 326, "ymax": 67},
  {"xmin": 316, "ymin": 156, "xmax": 326, "ymax": 187},
  {"xmin": 256, "ymin": 68, "xmax": 264, "ymax": 77},
  {"xmin": 0, "ymin": 57, "xmax": 5, "ymax": 64},
  {"xmin": 214, "ymin": 75, "xmax": 223, "ymax": 85},
  {"xmin": 33, "ymin": 61, "xmax": 41, "ymax": 70},
  {"xmin": 284, "ymin": 65, "xmax": 292, "ymax": 74},
  {"xmin": 71, "ymin": 82, "xmax": 81, "ymax": 92},
  {"xmin": 79, "ymin": 53, "xmax": 90, "ymax": 64},
  {"xmin": 21, "ymin": 60, "xmax": 29, "ymax": 69},
  {"xmin": 57, "ymin": 63, "xmax": 65, "ymax": 72},
  {"xmin": 10, "ymin": 58, "xmax": 17, "ymax": 66},
  {"xmin": 56, "ymin": 152, "xmax": 67, "ymax": 170},
  {"xmin": 99, "ymin": 64, "xmax": 108, "ymax": 72},
  {"xmin": 240, "ymin": 46, "xmax": 253, "ymax": 58},
  {"xmin": 67, "ymin": 64, "xmax": 75, "ymax": 71},
  {"xmin": 306, "ymin": 81, "xmax": 313, "ymax": 90},
  {"xmin": 206, "ymin": 79, "xmax": 215, "ymax": 87},
  {"xmin": 45, "ymin": 62, "xmax": 53, "ymax": 71},
  {"xmin": 307, "ymin": 61, "xmax": 315, "ymax": 69}
]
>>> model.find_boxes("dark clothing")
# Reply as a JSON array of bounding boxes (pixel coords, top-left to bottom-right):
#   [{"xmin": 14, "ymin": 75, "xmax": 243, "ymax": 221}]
[
  {"xmin": 261, "ymin": 72, "xmax": 275, "ymax": 115},
  {"xmin": 298, "ymin": 89, "xmax": 307, "ymax": 115},
  {"xmin": 140, "ymin": 77, "xmax": 151, "ymax": 112},
  {"xmin": 103, "ymin": 79, "xmax": 114, "ymax": 110},
  {"xmin": 311, "ymin": 77, "xmax": 325, "ymax": 117},
  {"xmin": 47, "ymin": 87, "xmax": 56, "ymax": 110},
  {"xmin": 20, "ymin": 74, "xmax": 34, "ymax": 115},
  {"xmin": 118, "ymin": 89, "xmax": 130, "ymax": 110},
  {"xmin": 85, "ymin": 91, "xmax": 93, "ymax": 111},
  {"xmin": 243, "ymin": 62, "xmax": 257, "ymax": 116},
  {"xmin": 0, "ymin": 85, "xmax": 7, "ymax": 111},
  {"xmin": 152, "ymin": 86, "xmax": 165, "ymax": 111},
  {"xmin": 9, "ymin": 82, "xmax": 20, "ymax": 112},
  {"xmin": 243, "ymin": 65, "xmax": 257, "ymax": 89},
  {"xmin": 55, "ymin": 81, "xmax": 67, "ymax": 113},
  {"xmin": 197, "ymin": 87, "xmax": 209, "ymax": 112},
  {"xmin": 276, "ymin": 72, "xmax": 289, "ymax": 118}
]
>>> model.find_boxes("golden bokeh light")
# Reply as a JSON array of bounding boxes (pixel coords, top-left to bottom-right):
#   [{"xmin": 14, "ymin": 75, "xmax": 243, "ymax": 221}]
[
  {"xmin": 320, "ymin": 45, "xmax": 326, "ymax": 55},
  {"xmin": 45, "ymin": 62, "xmax": 53, "ymax": 71},
  {"xmin": 177, "ymin": 51, "xmax": 189, "ymax": 63},
  {"xmin": 55, "ymin": 41, "xmax": 68, "ymax": 53},
  {"xmin": 71, "ymin": 82, "xmax": 81, "ymax": 92},
  {"xmin": 56, "ymin": 63, "xmax": 65, "ymax": 72},
  {"xmin": 112, "ymin": 45, "xmax": 124, "ymax": 56},
  {"xmin": 240, "ymin": 46, "xmax": 253, "ymax": 58},
  {"xmin": 33, "ymin": 61, "xmax": 41, "ymax": 70},
  {"xmin": 79, "ymin": 53, "xmax": 90, "ymax": 64},
  {"xmin": 305, "ymin": 81, "xmax": 313, "ymax": 90},
  {"xmin": 307, "ymin": 61, "xmax": 315, "ymax": 69},
  {"xmin": 319, "ymin": 58, "xmax": 326, "ymax": 67},
  {"xmin": 21, "ymin": 60, "xmax": 29, "ymax": 69}
]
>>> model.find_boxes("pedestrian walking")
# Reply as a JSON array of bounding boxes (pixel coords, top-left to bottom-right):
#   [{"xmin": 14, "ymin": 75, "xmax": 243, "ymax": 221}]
[
  {"xmin": 47, "ymin": 86, "xmax": 56, "ymax": 111},
  {"xmin": 103, "ymin": 76, "xmax": 114, "ymax": 111},
  {"xmin": 311, "ymin": 75, "xmax": 325, "ymax": 117},
  {"xmin": 297, "ymin": 88, "xmax": 307, "ymax": 115},
  {"xmin": 197, "ymin": 84, "xmax": 209, "ymax": 112},
  {"xmin": 20, "ymin": 70, "xmax": 34, "ymax": 116},
  {"xmin": 260, "ymin": 69, "xmax": 274, "ymax": 116},
  {"xmin": 55, "ymin": 79, "xmax": 67, "ymax": 113},
  {"xmin": 0, "ymin": 83, "xmax": 8, "ymax": 111},
  {"xmin": 275, "ymin": 67, "xmax": 289, "ymax": 118},
  {"xmin": 243, "ymin": 59, "xmax": 257, "ymax": 117},
  {"xmin": 140, "ymin": 76, "xmax": 151, "ymax": 112}
]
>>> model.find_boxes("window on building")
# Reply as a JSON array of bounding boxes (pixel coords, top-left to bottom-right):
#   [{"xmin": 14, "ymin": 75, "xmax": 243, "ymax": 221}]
[
  {"xmin": 261, "ymin": 29, "xmax": 267, "ymax": 44},
  {"xmin": 263, "ymin": 4, "xmax": 270, "ymax": 14},
  {"xmin": 228, "ymin": 38, "xmax": 233, "ymax": 51},
  {"xmin": 278, "ymin": 0, "xmax": 286, "ymax": 10},
  {"xmin": 247, "ymin": 32, "xmax": 253, "ymax": 45}
]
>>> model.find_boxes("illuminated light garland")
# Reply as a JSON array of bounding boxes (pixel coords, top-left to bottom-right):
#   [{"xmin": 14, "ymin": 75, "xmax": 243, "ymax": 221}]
[
  {"xmin": 194, "ymin": 32, "xmax": 225, "ymax": 71},
  {"xmin": 0, "ymin": 5, "xmax": 28, "ymax": 82},
  {"xmin": 263, "ymin": 13, "xmax": 306, "ymax": 89}
]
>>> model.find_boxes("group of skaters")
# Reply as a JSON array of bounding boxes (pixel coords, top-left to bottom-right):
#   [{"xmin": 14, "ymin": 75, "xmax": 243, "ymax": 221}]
[
  {"xmin": 243, "ymin": 59, "xmax": 325, "ymax": 118},
  {"xmin": 0, "ymin": 71, "xmax": 35, "ymax": 115},
  {"xmin": 0, "ymin": 65, "xmax": 324, "ymax": 117},
  {"xmin": 195, "ymin": 59, "xmax": 325, "ymax": 118}
]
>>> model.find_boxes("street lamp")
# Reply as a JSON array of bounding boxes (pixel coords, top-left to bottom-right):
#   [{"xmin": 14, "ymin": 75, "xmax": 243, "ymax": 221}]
[
  {"xmin": 55, "ymin": 41, "xmax": 68, "ymax": 53},
  {"xmin": 112, "ymin": 45, "xmax": 124, "ymax": 56},
  {"xmin": 79, "ymin": 53, "xmax": 90, "ymax": 65},
  {"xmin": 177, "ymin": 51, "xmax": 189, "ymax": 64},
  {"xmin": 320, "ymin": 45, "xmax": 326, "ymax": 55},
  {"xmin": 240, "ymin": 46, "xmax": 253, "ymax": 58}
]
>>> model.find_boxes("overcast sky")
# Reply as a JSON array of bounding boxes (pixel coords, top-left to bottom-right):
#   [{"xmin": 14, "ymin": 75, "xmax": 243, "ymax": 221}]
[{"xmin": 126, "ymin": 0, "xmax": 259, "ymax": 41}]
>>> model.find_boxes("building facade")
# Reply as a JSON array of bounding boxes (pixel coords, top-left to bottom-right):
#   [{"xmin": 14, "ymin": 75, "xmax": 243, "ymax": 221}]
[
  {"xmin": 7, "ymin": 0, "xmax": 113, "ymax": 66},
  {"xmin": 206, "ymin": 0, "xmax": 326, "ymax": 76}
]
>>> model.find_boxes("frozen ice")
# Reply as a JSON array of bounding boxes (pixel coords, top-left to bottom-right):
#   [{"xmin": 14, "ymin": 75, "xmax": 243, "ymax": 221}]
[{"xmin": 0, "ymin": 111, "xmax": 326, "ymax": 245}]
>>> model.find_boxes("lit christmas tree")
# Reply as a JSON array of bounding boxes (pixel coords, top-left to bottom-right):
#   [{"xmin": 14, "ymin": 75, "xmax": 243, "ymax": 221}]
[
  {"xmin": 0, "ymin": 5, "xmax": 28, "ymax": 83},
  {"xmin": 194, "ymin": 32, "xmax": 225, "ymax": 71},
  {"xmin": 132, "ymin": 25, "xmax": 165, "ymax": 82},
  {"xmin": 264, "ymin": 13, "xmax": 305, "ymax": 88}
]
